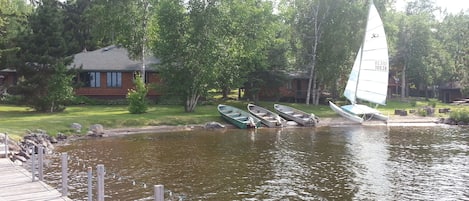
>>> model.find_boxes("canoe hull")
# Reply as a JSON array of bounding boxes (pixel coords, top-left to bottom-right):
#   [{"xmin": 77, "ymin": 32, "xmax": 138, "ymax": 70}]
[
  {"xmin": 273, "ymin": 104, "xmax": 318, "ymax": 127},
  {"xmin": 218, "ymin": 104, "xmax": 262, "ymax": 129},
  {"xmin": 247, "ymin": 104, "xmax": 286, "ymax": 127}
]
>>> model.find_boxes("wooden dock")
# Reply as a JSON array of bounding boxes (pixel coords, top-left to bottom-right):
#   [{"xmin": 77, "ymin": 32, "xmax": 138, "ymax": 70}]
[{"xmin": 0, "ymin": 158, "xmax": 72, "ymax": 201}]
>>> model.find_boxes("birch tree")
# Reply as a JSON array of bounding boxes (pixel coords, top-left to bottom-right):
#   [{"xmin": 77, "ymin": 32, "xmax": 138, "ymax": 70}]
[
  {"xmin": 305, "ymin": 1, "xmax": 328, "ymax": 105},
  {"xmin": 153, "ymin": 0, "xmax": 219, "ymax": 112}
]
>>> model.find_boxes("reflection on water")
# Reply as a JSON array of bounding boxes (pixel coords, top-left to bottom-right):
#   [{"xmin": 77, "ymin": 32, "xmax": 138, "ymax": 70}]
[{"xmin": 43, "ymin": 126, "xmax": 469, "ymax": 200}]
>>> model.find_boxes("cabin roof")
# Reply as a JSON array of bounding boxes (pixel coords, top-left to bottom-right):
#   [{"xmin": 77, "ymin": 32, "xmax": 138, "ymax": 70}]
[
  {"xmin": 285, "ymin": 71, "xmax": 309, "ymax": 79},
  {"xmin": 0, "ymin": 68, "xmax": 16, "ymax": 73},
  {"xmin": 70, "ymin": 45, "xmax": 160, "ymax": 72}
]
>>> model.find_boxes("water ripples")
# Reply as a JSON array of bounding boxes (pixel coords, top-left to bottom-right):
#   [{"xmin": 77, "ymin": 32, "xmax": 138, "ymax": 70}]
[{"xmin": 41, "ymin": 126, "xmax": 469, "ymax": 200}]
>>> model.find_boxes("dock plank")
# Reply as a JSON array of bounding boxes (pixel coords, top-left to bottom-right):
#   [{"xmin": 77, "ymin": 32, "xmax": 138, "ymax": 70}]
[{"xmin": 0, "ymin": 158, "xmax": 71, "ymax": 201}]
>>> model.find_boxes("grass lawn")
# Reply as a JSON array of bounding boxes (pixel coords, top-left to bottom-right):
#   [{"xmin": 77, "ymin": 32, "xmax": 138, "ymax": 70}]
[
  {"xmin": 0, "ymin": 98, "xmax": 464, "ymax": 139},
  {"xmin": 0, "ymin": 104, "xmax": 223, "ymax": 139}
]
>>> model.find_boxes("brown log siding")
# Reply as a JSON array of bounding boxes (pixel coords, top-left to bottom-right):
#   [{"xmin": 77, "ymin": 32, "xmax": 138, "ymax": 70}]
[{"xmin": 74, "ymin": 71, "xmax": 162, "ymax": 99}]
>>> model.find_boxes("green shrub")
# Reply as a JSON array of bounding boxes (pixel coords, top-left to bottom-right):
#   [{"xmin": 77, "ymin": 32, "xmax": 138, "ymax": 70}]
[
  {"xmin": 106, "ymin": 99, "xmax": 128, "ymax": 105},
  {"xmin": 417, "ymin": 108, "xmax": 427, "ymax": 116},
  {"xmin": 428, "ymin": 99, "xmax": 437, "ymax": 108},
  {"xmin": 68, "ymin": 96, "xmax": 131, "ymax": 105},
  {"xmin": 416, "ymin": 106, "xmax": 435, "ymax": 117},
  {"xmin": 127, "ymin": 75, "xmax": 148, "ymax": 114},
  {"xmin": 69, "ymin": 96, "xmax": 100, "ymax": 105},
  {"xmin": 449, "ymin": 109, "xmax": 469, "ymax": 123},
  {"xmin": 0, "ymin": 94, "xmax": 24, "ymax": 105}
]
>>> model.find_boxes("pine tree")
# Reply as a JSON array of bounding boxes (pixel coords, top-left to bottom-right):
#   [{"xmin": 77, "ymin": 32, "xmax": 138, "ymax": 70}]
[{"xmin": 14, "ymin": 0, "xmax": 74, "ymax": 112}]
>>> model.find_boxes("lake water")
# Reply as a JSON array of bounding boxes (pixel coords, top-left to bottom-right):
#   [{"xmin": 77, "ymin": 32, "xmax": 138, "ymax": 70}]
[{"xmin": 44, "ymin": 125, "xmax": 469, "ymax": 200}]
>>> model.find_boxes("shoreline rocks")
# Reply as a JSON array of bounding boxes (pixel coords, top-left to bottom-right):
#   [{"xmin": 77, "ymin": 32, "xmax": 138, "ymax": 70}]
[
  {"xmin": 1, "ymin": 130, "xmax": 68, "ymax": 164},
  {"xmin": 88, "ymin": 124, "xmax": 105, "ymax": 137}
]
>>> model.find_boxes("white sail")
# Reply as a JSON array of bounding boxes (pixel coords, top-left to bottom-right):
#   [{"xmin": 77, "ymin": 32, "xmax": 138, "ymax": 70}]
[
  {"xmin": 344, "ymin": 47, "xmax": 362, "ymax": 104},
  {"xmin": 344, "ymin": 2, "xmax": 389, "ymax": 106}
]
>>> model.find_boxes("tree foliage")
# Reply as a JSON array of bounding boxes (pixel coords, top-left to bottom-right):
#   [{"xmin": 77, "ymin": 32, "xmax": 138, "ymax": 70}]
[
  {"xmin": 1, "ymin": 0, "xmax": 468, "ymax": 110},
  {"xmin": 219, "ymin": 0, "xmax": 281, "ymax": 102},
  {"xmin": 14, "ymin": 0, "xmax": 75, "ymax": 112},
  {"xmin": 283, "ymin": 0, "xmax": 367, "ymax": 104},
  {"xmin": 62, "ymin": 0, "xmax": 94, "ymax": 53},
  {"xmin": 153, "ymin": 0, "xmax": 220, "ymax": 112},
  {"xmin": 437, "ymin": 12, "xmax": 469, "ymax": 96},
  {"xmin": 127, "ymin": 74, "xmax": 148, "ymax": 114},
  {"xmin": 0, "ymin": 0, "xmax": 32, "ymax": 68},
  {"xmin": 393, "ymin": 0, "xmax": 443, "ymax": 99},
  {"xmin": 84, "ymin": 0, "xmax": 156, "ymax": 59}
]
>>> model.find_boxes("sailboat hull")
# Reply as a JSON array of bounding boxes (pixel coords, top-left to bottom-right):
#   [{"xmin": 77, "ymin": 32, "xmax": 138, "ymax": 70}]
[
  {"xmin": 329, "ymin": 101, "xmax": 364, "ymax": 123},
  {"xmin": 329, "ymin": 101, "xmax": 388, "ymax": 123},
  {"xmin": 342, "ymin": 104, "xmax": 388, "ymax": 121}
]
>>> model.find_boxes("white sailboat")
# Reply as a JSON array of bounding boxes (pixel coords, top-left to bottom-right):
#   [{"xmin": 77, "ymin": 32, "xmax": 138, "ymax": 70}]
[{"xmin": 329, "ymin": 1, "xmax": 389, "ymax": 123}]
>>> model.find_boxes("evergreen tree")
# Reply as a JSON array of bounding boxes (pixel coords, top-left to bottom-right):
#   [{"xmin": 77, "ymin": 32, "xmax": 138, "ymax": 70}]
[
  {"xmin": 0, "ymin": 0, "xmax": 32, "ymax": 69},
  {"xmin": 14, "ymin": 0, "xmax": 74, "ymax": 112},
  {"xmin": 63, "ymin": 0, "xmax": 95, "ymax": 54}
]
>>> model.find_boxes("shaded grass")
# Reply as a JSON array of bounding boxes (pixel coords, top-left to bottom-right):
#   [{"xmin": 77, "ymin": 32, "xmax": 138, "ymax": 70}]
[{"xmin": 0, "ymin": 98, "xmax": 463, "ymax": 138}]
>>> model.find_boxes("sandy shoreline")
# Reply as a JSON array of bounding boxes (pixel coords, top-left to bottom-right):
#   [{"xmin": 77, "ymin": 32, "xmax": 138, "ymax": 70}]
[{"xmin": 102, "ymin": 115, "xmax": 444, "ymax": 137}]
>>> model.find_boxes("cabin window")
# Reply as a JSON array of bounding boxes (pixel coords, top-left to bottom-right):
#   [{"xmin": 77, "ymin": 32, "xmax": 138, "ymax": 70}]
[
  {"xmin": 107, "ymin": 72, "xmax": 122, "ymax": 88},
  {"xmin": 79, "ymin": 72, "xmax": 101, "ymax": 88}
]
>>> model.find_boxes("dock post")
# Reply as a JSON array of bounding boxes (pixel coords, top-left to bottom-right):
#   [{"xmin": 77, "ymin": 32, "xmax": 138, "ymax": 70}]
[
  {"xmin": 3, "ymin": 133, "xmax": 7, "ymax": 158},
  {"xmin": 87, "ymin": 166, "xmax": 93, "ymax": 201},
  {"xmin": 31, "ymin": 147, "xmax": 36, "ymax": 182},
  {"xmin": 97, "ymin": 164, "xmax": 105, "ymax": 201},
  {"xmin": 38, "ymin": 146, "xmax": 44, "ymax": 181},
  {"xmin": 154, "ymin": 185, "xmax": 164, "ymax": 201},
  {"xmin": 61, "ymin": 153, "xmax": 68, "ymax": 196}
]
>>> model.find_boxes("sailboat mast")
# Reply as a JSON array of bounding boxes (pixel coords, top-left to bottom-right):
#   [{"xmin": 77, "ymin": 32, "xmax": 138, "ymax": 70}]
[{"xmin": 352, "ymin": 0, "xmax": 374, "ymax": 105}]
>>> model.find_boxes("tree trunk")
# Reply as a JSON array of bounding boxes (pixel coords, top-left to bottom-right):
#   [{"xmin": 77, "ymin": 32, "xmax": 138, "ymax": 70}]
[
  {"xmin": 401, "ymin": 64, "xmax": 406, "ymax": 100},
  {"xmin": 306, "ymin": 8, "xmax": 318, "ymax": 105},
  {"xmin": 306, "ymin": 65, "xmax": 315, "ymax": 105},
  {"xmin": 424, "ymin": 84, "xmax": 429, "ymax": 100},
  {"xmin": 305, "ymin": 3, "xmax": 327, "ymax": 105},
  {"xmin": 50, "ymin": 101, "xmax": 55, "ymax": 113},
  {"xmin": 313, "ymin": 73, "xmax": 320, "ymax": 105},
  {"xmin": 185, "ymin": 93, "xmax": 200, "ymax": 112},
  {"xmin": 221, "ymin": 87, "xmax": 230, "ymax": 100}
]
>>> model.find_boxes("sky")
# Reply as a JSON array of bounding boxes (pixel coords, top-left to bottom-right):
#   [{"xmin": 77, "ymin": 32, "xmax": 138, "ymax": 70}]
[
  {"xmin": 433, "ymin": 0, "xmax": 468, "ymax": 13},
  {"xmin": 395, "ymin": 0, "xmax": 469, "ymax": 14}
]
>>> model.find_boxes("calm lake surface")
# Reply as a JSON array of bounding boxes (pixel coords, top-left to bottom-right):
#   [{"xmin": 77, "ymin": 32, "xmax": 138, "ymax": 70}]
[{"xmin": 44, "ymin": 125, "xmax": 469, "ymax": 200}]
